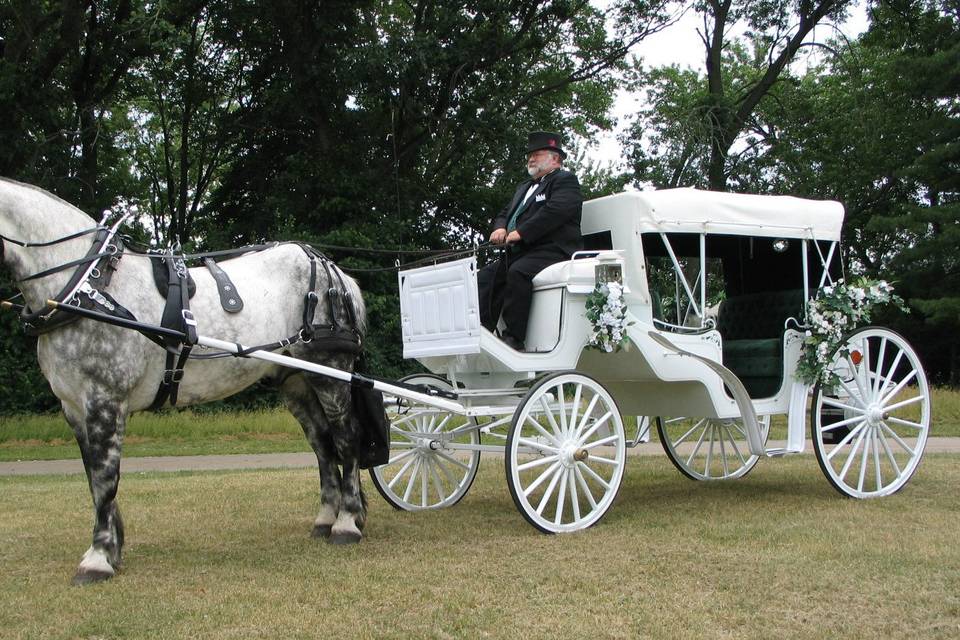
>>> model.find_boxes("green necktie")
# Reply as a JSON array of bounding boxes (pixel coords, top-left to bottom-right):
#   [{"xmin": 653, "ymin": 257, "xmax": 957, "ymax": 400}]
[{"xmin": 507, "ymin": 182, "xmax": 538, "ymax": 232}]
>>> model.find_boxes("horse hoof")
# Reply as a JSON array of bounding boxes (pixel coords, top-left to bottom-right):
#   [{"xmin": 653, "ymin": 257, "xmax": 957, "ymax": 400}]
[
  {"xmin": 72, "ymin": 568, "xmax": 114, "ymax": 586},
  {"xmin": 327, "ymin": 531, "xmax": 362, "ymax": 545},
  {"xmin": 311, "ymin": 524, "xmax": 332, "ymax": 539}
]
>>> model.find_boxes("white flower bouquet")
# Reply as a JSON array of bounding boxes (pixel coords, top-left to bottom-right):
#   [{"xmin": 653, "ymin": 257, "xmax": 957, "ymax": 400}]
[{"xmin": 585, "ymin": 281, "xmax": 632, "ymax": 352}]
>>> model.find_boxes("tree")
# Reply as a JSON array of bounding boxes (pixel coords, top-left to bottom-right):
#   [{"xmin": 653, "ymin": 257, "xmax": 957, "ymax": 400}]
[{"xmin": 625, "ymin": 0, "xmax": 855, "ymax": 191}]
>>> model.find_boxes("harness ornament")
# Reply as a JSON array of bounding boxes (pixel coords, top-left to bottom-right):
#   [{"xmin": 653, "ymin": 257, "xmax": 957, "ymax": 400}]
[{"xmin": 796, "ymin": 276, "xmax": 907, "ymax": 387}]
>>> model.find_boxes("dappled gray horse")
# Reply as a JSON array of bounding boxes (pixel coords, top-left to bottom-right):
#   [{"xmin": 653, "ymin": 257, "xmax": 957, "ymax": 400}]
[{"xmin": 0, "ymin": 177, "xmax": 371, "ymax": 584}]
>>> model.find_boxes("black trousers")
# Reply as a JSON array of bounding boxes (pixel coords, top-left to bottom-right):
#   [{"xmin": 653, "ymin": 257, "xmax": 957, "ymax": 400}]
[{"xmin": 478, "ymin": 247, "xmax": 568, "ymax": 343}]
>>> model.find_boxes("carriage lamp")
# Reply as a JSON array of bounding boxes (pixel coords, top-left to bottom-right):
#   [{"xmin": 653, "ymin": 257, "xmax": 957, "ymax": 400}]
[
  {"xmin": 772, "ymin": 238, "xmax": 790, "ymax": 253},
  {"xmin": 595, "ymin": 262, "xmax": 622, "ymax": 285}
]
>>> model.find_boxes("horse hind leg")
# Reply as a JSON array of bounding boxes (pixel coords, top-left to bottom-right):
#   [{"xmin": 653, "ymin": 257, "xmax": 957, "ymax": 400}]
[
  {"xmin": 64, "ymin": 399, "xmax": 127, "ymax": 585},
  {"xmin": 310, "ymin": 377, "xmax": 367, "ymax": 545}
]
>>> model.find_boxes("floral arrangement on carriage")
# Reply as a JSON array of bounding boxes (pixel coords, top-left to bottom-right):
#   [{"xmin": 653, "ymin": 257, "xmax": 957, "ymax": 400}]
[
  {"xmin": 585, "ymin": 280, "xmax": 632, "ymax": 352},
  {"xmin": 796, "ymin": 275, "xmax": 908, "ymax": 387}
]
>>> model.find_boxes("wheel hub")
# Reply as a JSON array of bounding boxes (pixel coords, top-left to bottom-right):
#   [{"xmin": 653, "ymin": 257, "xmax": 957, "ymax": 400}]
[
  {"xmin": 560, "ymin": 443, "xmax": 589, "ymax": 467},
  {"xmin": 866, "ymin": 404, "xmax": 889, "ymax": 426}
]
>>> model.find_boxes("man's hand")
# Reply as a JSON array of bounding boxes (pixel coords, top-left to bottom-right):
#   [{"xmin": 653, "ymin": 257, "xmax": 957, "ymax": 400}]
[
  {"xmin": 505, "ymin": 230, "xmax": 522, "ymax": 244},
  {"xmin": 489, "ymin": 228, "xmax": 507, "ymax": 244}
]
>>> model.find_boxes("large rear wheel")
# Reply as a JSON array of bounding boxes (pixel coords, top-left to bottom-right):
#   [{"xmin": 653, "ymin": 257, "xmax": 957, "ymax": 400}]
[{"xmin": 811, "ymin": 327, "xmax": 931, "ymax": 498}]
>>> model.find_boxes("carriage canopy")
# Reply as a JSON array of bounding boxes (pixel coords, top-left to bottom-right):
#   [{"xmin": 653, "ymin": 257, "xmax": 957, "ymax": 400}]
[{"xmin": 585, "ymin": 188, "xmax": 845, "ymax": 241}]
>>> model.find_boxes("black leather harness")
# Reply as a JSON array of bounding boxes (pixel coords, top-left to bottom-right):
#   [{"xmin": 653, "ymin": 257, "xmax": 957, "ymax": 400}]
[{"xmin": 6, "ymin": 226, "xmax": 362, "ymax": 410}]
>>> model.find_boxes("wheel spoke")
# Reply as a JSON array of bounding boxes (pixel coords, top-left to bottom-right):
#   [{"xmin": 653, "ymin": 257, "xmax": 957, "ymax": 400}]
[
  {"xmin": 523, "ymin": 460, "xmax": 563, "ymax": 498},
  {"xmin": 880, "ymin": 369, "xmax": 918, "ymax": 406},
  {"xmin": 431, "ymin": 413, "xmax": 453, "ymax": 433},
  {"xmin": 517, "ymin": 436, "xmax": 559, "ymax": 454},
  {"xmin": 387, "ymin": 454, "xmax": 418, "ymax": 490},
  {"xmin": 877, "ymin": 427, "xmax": 903, "ymax": 477},
  {"xmin": 873, "ymin": 429, "xmax": 883, "ymax": 492},
  {"xmin": 574, "ymin": 394, "xmax": 601, "ymax": 438},
  {"xmin": 578, "ymin": 461, "xmax": 612, "ymax": 490},
  {"xmin": 435, "ymin": 453, "xmax": 460, "ymax": 489},
  {"xmin": 704, "ymin": 425, "xmax": 716, "ymax": 477},
  {"xmin": 535, "ymin": 466, "xmax": 564, "ymax": 516},
  {"xmin": 540, "ymin": 393, "xmax": 563, "ymax": 438},
  {"xmin": 884, "ymin": 416, "xmax": 925, "ymax": 430},
  {"xmin": 574, "ymin": 465, "xmax": 598, "ymax": 509},
  {"xmin": 428, "ymin": 460, "xmax": 447, "ymax": 502},
  {"xmin": 402, "ymin": 458, "xmax": 422, "ymax": 502},
  {"xmin": 877, "ymin": 348, "xmax": 906, "ymax": 399},
  {"xmin": 554, "ymin": 469, "xmax": 568, "ymax": 525},
  {"xmin": 568, "ymin": 470, "xmax": 581, "ymax": 523},
  {"xmin": 434, "ymin": 450, "xmax": 473, "ymax": 471},
  {"xmin": 883, "ymin": 394, "xmax": 925, "ymax": 412},
  {"xmin": 558, "ymin": 385, "xmax": 569, "ymax": 436},
  {"xmin": 826, "ymin": 422, "xmax": 866, "ymax": 461},
  {"xmin": 856, "ymin": 428, "xmax": 872, "ymax": 492},
  {"xmin": 578, "ymin": 410, "xmax": 614, "ymax": 443},
  {"xmin": 684, "ymin": 425, "xmax": 710, "ymax": 467},
  {"xmin": 838, "ymin": 427, "xmax": 868, "ymax": 482},
  {"xmin": 581, "ymin": 434, "xmax": 620, "ymax": 450},
  {"xmin": 569, "ymin": 383, "xmax": 584, "ymax": 440},
  {"xmin": 525, "ymin": 415, "xmax": 560, "ymax": 447},
  {"xmin": 386, "ymin": 448, "xmax": 417, "ymax": 465},
  {"xmin": 879, "ymin": 422, "xmax": 917, "ymax": 456},
  {"xmin": 721, "ymin": 423, "xmax": 745, "ymax": 468},
  {"xmin": 821, "ymin": 413, "xmax": 868, "ymax": 431},
  {"xmin": 672, "ymin": 419, "xmax": 707, "ymax": 447},
  {"xmin": 517, "ymin": 454, "xmax": 559, "ymax": 472},
  {"xmin": 587, "ymin": 455, "xmax": 619, "ymax": 466},
  {"xmin": 821, "ymin": 396, "xmax": 865, "ymax": 414},
  {"xmin": 871, "ymin": 337, "xmax": 888, "ymax": 396}
]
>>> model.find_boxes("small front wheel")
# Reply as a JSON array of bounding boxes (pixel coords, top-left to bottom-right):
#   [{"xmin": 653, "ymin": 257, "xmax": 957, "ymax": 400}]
[
  {"xmin": 811, "ymin": 327, "xmax": 931, "ymax": 498},
  {"xmin": 370, "ymin": 375, "xmax": 480, "ymax": 510},
  {"xmin": 505, "ymin": 372, "xmax": 626, "ymax": 533}
]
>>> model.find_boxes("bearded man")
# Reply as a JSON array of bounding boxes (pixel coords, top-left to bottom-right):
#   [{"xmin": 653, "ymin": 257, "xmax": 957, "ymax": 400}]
[{"xmin": 477, "ymin": 131, "xmax": 584, "ymax": 351}]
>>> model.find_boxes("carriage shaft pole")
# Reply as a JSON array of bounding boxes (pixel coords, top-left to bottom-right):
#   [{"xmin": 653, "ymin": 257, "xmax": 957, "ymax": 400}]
[{"xmin": 196, "ymin": 335, "xmax": 467, "ymax": 413}]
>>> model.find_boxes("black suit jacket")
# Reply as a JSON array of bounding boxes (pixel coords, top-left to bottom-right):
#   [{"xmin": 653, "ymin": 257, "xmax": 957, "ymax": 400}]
[{"xmin": 491, "ymin": 168, "xmax": 583, "ymax": 257}]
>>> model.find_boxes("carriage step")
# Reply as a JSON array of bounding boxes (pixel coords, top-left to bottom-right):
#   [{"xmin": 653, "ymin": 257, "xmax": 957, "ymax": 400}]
[{"xmin": 764, "ymin": 447, "xmax": 801, "ymax": 457}]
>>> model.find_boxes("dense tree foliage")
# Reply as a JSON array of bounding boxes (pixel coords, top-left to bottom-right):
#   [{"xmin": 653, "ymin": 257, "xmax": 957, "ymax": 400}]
[
  {"xmin": 0, "ymin": 0, "xmax": 675, "ymax": 412},
  {"xmin": 1, "ymin": 1, "xmax": 957, "ymax": 417}
]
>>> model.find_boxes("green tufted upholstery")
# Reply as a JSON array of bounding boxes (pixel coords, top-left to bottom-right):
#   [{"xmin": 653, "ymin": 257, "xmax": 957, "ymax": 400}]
[{"xmin": 716, "ymin": 289, "xmax": 806, "ymax": 398}]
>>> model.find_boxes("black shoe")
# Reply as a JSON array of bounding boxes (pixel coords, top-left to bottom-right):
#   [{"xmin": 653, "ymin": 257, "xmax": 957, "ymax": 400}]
[{"xmin": 501, "ymin": 334, "xmax": 525, "ymax": 351}]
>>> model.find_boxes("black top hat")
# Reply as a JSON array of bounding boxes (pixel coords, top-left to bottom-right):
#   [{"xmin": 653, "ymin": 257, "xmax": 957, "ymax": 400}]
[{"xmin": 526, "ymin": 131, "xmax": 567, "ymax": 159}]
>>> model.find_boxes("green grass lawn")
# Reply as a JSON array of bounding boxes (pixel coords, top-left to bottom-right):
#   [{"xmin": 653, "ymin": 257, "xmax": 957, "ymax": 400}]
[
  {"xmin": 1, "ymin": 386, "xmax": 958, "ymax": 462},
  {"xmin": 0, "ymin": 455, "xmax": 957, "ymax": 639}
]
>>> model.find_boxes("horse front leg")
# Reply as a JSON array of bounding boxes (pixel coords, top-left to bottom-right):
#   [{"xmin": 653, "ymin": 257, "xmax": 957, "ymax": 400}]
[
  {"xmin": 281, "ymin": 375, "xmax": 346, "ymax": 540},
  {"xmin": 329, "ymin": 457, "xmax": 367, "ymax": 545},
  {"xmin": 64, "ymin": 398, "xmax": 126, "ymax": 585}
]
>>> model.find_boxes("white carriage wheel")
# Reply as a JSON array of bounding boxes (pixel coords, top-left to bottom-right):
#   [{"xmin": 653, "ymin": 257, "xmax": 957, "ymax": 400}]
[
  {"xmin": 369, "ymin": 374, "xmax": 481, "ymax": 511},
  {"xmin": 811, "ymin": 327, "xmax": 931, "ymax": 498},
  {"xmin": 505, "ymin": 372, "xmax": 626, "ymax": 534},
  {"xmin": 657, "ymin": 415, "xmax": 770, "ymax": 481}
]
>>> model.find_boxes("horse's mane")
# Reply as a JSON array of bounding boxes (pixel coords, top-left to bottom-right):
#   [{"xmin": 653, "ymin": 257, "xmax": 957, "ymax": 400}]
[{"xmin": 0, "ymin": 177, "xmax": 95, "ymax": 221}]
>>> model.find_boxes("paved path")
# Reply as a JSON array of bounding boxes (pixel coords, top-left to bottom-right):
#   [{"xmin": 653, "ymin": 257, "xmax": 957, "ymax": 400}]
[{"xmin": 2, "ymin": 438, "xmax": 959, "ymax": 476}]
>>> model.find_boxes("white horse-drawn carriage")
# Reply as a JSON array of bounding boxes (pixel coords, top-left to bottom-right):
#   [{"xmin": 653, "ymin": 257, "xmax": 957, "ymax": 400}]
[
  {"xmin": 0, "ymin": 179, "xmax": 932, "ymax": 582},
  {"xmin": 372, "ymin": 188, "xmax": 931, "ymax": 533}
]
